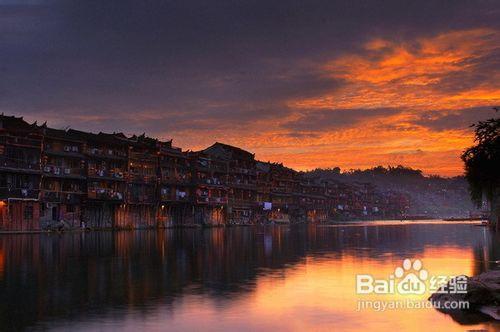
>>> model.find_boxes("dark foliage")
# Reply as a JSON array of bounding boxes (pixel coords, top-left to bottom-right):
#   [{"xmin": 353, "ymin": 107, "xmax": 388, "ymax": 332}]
[{"xmin": 461, "ymin": 116, "xmax": 500, "ymax": 206}]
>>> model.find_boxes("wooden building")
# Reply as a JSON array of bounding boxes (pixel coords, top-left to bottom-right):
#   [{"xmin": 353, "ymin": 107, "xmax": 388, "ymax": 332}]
[
  {"xmin": 203, "ymin": 143, "xmax": 256, "ymax": 225},
  {"xmin": 157, "ymin": 140, "xmax": 192, "ymax": 226},
  {"xmin": 256, "ymin": 162, "xmax": 302, "ymax": 224},
  {"xmin": 0, "ymin": 115, "xmax": 42, "ymax": 231},
  {"xmin": 299, "ymin": 179, "xmax": 328, "ymax": 223},
  {"xmin": 269, "ymin": 163, "xmax": 301, "ymax": 223},
  {"xmin": 39, "ymin": 127, "xmax": 86, "ymax": 229},
  {"xmin": 118, "ymin": 135, "xmax": 158, "ymax": 228},
  {"xmin": 189, "ymin": 151, "xmax": 228, "ymax": 226},
  {"xmin": 256, "ymin": 162, "xmax": 272, "ymax": 223},
  {"xmin": 68, "ymin": 130, "xmax": 128, "ymax": 229},
  {"xmin": 323, "ymin": 180, "xmax": 351, "ymax": 220},
  {"xmin": 0, "ymin": 113, "xmax": 413, "ymax": 231}
]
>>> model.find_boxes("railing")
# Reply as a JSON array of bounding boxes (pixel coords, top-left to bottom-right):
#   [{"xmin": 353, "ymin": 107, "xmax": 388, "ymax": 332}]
[
  {"xmin": 210, "ymin": 164, "xmax": 227, "ymax": 172},
  {"xmin": 0, "ymin": 187, "xmax": 40, "ymax": 199},
  {"xmin": 161, "ymin": 175, "xmax": 192, "ymax": 184},
  {"xmin": 271, "ymin": 186, "xmax": 296, "ymax": 193},
  {"xmin": 87, "ymin": 189, "xmax": 124, "ymax": 201},
  {"xmin": 128, "ymin": 172, "xmax": 157, "ymax": 183},
  {"xmin": 160, "ymin": 193, "xmax": 190, "ymax": 202},
  {"xmin": 229, "ymin": 198, "xmax": 255, "ymax": 206},
  {"xmin": 231, "ymin": 167, "xmax": 256, "ymax": 175},
  {"xmin": 88, "ymin": 168, "xmax": 125, "ymax": 180},
  {"xmin": 126, "ymin": 194, "xmax": 156, "ymax": 204},
  {"xmin": 87, "ymin": 148, "xmax": 127, "ymax": 159},
  {"xmin": 229, "ymin": 181, "xmax": 256, "ymax": 189},
  {"xmin": 196, "ymin": 178, "xmax": 225, "ymax": 186},
  {"xmin": 196, "ymin": 196, "xmax": 227, "ymax": 204},
  {"xmin": 41, "ymin": 190, "xmax": 83, "ymax": 204},
  {"xmin": 299, "ymin": 198, "xmax": 326, "ymax": 207},
  {"xmin": 0, "ymin": 157, "xmax": 40, "ymax": 171},
  {"xmin": 44, "ymin": 147, "xmax": 83, "ymax": 157},
  {"xmin": 129, "ymin": 152, "xmax": 157, "ymax": 162},
  {"xmin": 43, "ymin": 165, "xmax": 85, "ymax": 177},
  {"xmin": 0, "ymin": 135, "xmax": 41, "ymax": 148},
  {"xmin": 208, "ymin": 196, "xmax": 228, "ymax": 204}
]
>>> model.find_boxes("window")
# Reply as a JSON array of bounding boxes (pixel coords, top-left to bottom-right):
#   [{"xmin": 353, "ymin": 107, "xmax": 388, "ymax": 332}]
[{"xmin": 24, "ymin": 205, "xmax": 34, "ymax": 221}]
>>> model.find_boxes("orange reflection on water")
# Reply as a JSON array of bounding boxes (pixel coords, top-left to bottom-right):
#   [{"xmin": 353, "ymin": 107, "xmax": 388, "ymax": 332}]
[{"xmin": 245, "ymin": 248, "xmax": 476, "ymax": 331}]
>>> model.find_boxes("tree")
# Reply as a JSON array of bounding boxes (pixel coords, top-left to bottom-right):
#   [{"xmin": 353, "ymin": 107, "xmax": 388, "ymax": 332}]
[{"xmin": 461, "ymin": 114, "xmax": 500, "ymax": 228}]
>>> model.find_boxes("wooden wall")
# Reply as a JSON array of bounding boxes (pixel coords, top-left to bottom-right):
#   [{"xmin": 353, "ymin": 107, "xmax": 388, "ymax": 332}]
[
  {"xmin": 2, "ymin": 200, "xmax": 40, "ymax": 231},
  {"xmin": 194, "ymin": 206, "xmax": 226, "ymax": 226},
  {"xmin": 114, "ymin": 205, "xmax": 157, "ymax": 229},
  {"xmin": 83, "ymin": 203, "xmax": 114, "ymax": 229}
]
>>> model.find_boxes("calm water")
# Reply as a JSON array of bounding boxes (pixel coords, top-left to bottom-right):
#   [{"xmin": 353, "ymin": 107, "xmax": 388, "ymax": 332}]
[{"xmin": 0, "ymin": 221, "xmax": 499, "ymax": 331}]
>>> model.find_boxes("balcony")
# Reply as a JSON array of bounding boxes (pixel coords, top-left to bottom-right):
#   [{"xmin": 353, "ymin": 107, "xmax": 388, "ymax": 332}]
[
  {"xmin": 208, "ymin": 196, "xmax": 227, "ymax": 204},
  {"xmin": 88, "ymin": 168, "xmax": 125, "ymax": 181},
  {"xmin": 43, "ymin": 165, "xmax": 85, "ymax": 179},
  {"xmin": 126, "ymin": 194, "xmax": 156, "ymax": 204},
  {"xmin": 210, "ymin": 164, "xmax": 227, "ymax": 173},
  {"xmin": 196, "ymin": 196, "xmax": 227, "ymax": 204},
  {"xmin": 129, "ymin": 151, "xmax": 157, "ymax": 163},
  {"xmin": 271, "ymin": 189, "xmax": 293, "ymax": 194},
  {"xmin": 44, "ymin": 148, "xmax": 84, "ymax": 158},
  {"xmin": 160, "ymin": 191, "xmax": 190, "ymax": 203},
  {"xmin": 161, "ymin": 174, "xmax": 191, "ymax": 185},
  {"xmin": 0, "ymin": 157, "xmax": 41, "ymax": 173},
  {"xmin": 229, "ymin": 198, "xmax": 255, "ymax": 207},
  {"xmin": 231, "ymin": 167, "xmax": 256, "ymax": 176},
  {"xmin": 87, "ymin": 188, "xmax": 124, "ymax": 201},
  {"xmin": 87, "ymin": 148, "xmax": 127, "ymax": 160},
  {"xmin": 230, "ymin": 180, "xmax": 256, "ymax": 189},
  {"xmin": 196, "ymin": 177, "xmax": 225, "ymax": 187},
  {"xmin": 128, "ymin": 172, "xmax": 157, "ymax": 184},
  {"xmin": 0, "ymin": 187, "xmax": 40, "ymax": 199},
  {"xmin": 0, "ymin": 135, "xmax": 41, "ymax": 149},
  {"xmin": 41, "ymin": 190, "xmax": 84, "ymax": 204}
]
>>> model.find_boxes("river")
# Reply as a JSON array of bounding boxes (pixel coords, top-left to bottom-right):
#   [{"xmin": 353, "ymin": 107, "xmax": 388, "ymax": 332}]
[{"xmin": 0, "ymin": 221, "xmax": 498, "ymax": 331}]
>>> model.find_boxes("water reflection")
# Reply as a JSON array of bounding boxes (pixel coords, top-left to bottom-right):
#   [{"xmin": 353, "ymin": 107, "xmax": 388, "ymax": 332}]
[{"xmin": 0, "ymin": 222, "xmax": 498, "ymax": 331}]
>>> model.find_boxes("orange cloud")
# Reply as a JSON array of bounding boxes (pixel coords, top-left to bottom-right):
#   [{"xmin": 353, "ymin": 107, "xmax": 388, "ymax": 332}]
[
  {"xmin": 292, "ymin": 28, "xmax": 499, "ymax": 110},
  {"xmin": 165, "ymin": 29, "xmax": 499, "ymax": 176}
]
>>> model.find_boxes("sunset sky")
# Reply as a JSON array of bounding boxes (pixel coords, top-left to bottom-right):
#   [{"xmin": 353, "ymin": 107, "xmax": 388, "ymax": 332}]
[{"xmin": 1, "ymin": 1, "xmax": 499, "ymax": 176}]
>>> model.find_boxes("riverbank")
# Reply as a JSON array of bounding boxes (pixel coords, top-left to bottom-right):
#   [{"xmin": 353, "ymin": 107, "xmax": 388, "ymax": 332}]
[{"xmin": 0, "ymin": 218, "xmax": 489, "ymax": 234}]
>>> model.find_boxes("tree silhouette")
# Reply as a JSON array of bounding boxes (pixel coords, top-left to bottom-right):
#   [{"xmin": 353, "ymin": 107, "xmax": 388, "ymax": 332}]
[{"xmin": 461, "ymin": 113, "xmax": 499, "ymax": 227}]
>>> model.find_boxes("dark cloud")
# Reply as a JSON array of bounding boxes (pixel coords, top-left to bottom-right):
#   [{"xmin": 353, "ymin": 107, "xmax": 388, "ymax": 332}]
[
  {"xmin": 282, "ymin": 108, "xmax": 402, "ymax": 132},
  {"xmin": 0, "ymin": 0, "xmax": 498, "ymax": 136},
  {"xmin": 282, "ymin": 132, "xmax": 321, "ymax": 139},
  {"xmin": 413, "ymin": 107, "xmax": 498, "ymax": 131},
  {"xmin": 427, "ymin": 41, "xmax": 500, "ymax": 95}
]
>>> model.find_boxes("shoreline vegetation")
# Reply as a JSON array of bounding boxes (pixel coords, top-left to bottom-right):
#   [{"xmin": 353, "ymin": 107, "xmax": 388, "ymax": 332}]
[{"xmin": 461, "ymin": 114, "xmax": 500, "ymax": 230}]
